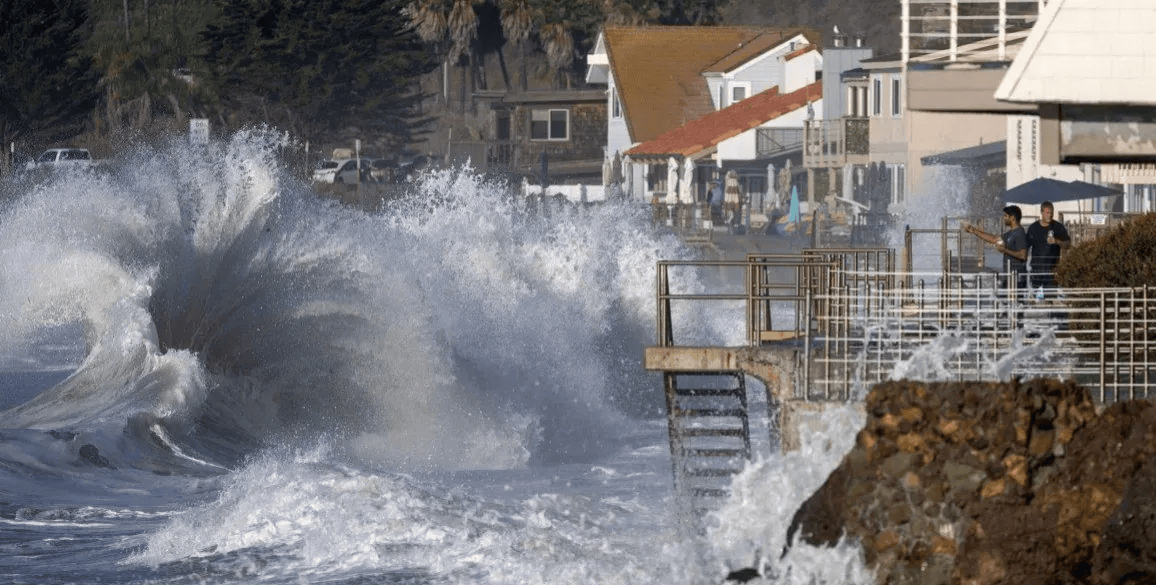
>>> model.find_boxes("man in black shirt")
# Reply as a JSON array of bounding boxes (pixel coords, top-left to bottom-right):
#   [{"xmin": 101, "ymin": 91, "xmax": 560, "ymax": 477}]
[{"xmin": 1026, "ymin": 200, "xmax": 1071, "ymax": 291}]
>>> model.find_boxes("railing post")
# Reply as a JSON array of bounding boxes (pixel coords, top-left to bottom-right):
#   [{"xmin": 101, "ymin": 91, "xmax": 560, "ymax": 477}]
[{"xmin": 1100, "ymin": 291, "xmax": 1107, "ymax": 402}]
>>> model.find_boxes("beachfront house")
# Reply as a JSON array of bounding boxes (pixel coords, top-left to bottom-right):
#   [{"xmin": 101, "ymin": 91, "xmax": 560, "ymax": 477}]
[
  {"xmin": 799, "ymin": 32, "xmax": 881, "ymax": 214},
  {"xmin": 625, "ymin": 82, "xmax": 823, "ymax": 228},
  {"xmin": 446, "ymin": 88, "xmax": 608, "ymax": 187},
  {"xmin": 584, "ymin": 26, "xmax": 822, "ymax": 203},
  {"xmin": 994, "ymin": 0, "xmax": 1156, "ymax": 220}
]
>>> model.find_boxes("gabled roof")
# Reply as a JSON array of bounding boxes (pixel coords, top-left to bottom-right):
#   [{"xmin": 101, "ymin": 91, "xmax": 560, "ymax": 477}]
[
  {"xmin": 995, "ymin": 0, "xmax": 1156, "ymax": 105},
  {"xmin": 625, "ymin": 81, "xmax": 822, "ymax": 159},
  {"xmin": 705, "ymin": 29, "xmax": 821, "ymax": 73},
  {"xmin": 603, "ymin": 26, "xmax": 809, "ymax": 145}
]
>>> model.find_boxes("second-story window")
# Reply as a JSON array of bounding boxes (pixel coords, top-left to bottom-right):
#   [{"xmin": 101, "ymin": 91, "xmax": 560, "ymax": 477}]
[
  {"xmin": 729, "ymin": 82, "xmax": 751, "ymax": 106},
  {"xmin": 531, "ymin": 109, "xmax": 569, "ymax": 141},
  {"xmin": 847, "ymin": 86, "xmax": 867, "ymax": 117},
  {"xmin": 891, "ymin": 77, "xmax": 902, "ymax": 116},
  {"xmin": 611, "ymin": 88, "xmax": 622, "ymax": 119},
  {"xmin": 496, "ymin": 110, "xmax": 511, "ymax": 140},
  {"xmin": 872, "ymin": 78, "xmax": 882, "ymax": 117}
]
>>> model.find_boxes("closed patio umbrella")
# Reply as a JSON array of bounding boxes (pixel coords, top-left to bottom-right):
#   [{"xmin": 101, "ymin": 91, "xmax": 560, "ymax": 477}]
[
  {"xmin": 724, "ymin": 169, "xmax": 740, "ymax": 207},
  {"xmin": 666, "ymin": 157, "xmax": 679, "ymax": 205},
  {"xmin": 680, "ymin": 158, "xmax": 695, "ymax": 204}
]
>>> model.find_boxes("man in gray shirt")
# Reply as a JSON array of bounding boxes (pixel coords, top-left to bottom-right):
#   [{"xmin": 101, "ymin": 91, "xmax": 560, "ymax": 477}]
[{"xmin": 965, "ymin": 205, "xmax": 1028, "ymax": 290}]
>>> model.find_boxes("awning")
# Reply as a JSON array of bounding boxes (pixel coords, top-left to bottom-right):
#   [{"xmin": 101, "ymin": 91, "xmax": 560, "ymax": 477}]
[
  {"xmin": 1002, "ymin": 177, "xmax": 1122, "ymax": 205},
  {"xmin": 921, "ymin": 141, "xmax": 1006, "ymax": 168}
]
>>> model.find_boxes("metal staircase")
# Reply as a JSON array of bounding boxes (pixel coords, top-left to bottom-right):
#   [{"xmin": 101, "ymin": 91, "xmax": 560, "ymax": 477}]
[{"xmin": 663, "ymin": 372, "xmax": 752, "ymax": 516}]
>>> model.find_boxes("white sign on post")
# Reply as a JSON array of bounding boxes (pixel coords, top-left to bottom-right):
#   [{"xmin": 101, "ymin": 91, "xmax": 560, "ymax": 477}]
[{"xmin": 189, "ymin": 119, "xmax": 209, "ymax": 146}]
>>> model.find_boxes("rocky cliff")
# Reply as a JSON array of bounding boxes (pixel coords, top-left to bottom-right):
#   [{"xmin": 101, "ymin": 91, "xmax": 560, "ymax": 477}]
[{"xmin": 787, "ymin": 378, "xmax": 1156, "ymax": 585}]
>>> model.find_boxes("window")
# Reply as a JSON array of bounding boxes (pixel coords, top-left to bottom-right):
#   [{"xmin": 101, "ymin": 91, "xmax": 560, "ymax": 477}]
[
  {"xmin": 847, "ymin": 86, "xmax": 868, "ymax": 117},
  {"xmin": 729, "ymin": 82, "xmax": 751, "ymax": 106},
  {"xmin": 891, "ymin": 77, "xmax": 902, "ymax": 116},
  {"xmin": 872, "ymin": 78, "xmax": 882, "ymax": 116},
  {"xmin": 732, "ymin": 85, "xmax": 747, "ymax": 103},
  {"xmin": 611, "ymin": 88, "xmax": 621, "ymax": 119},
  {"xmin": 496, "ymin": 110, "xmax": 511, "ymax": 140},
  {"xmin": 530, "ymin": 109, "xmax": 569, "ymax": 141},
  {"xmin": 890, "ymin": 164, "xmax": 906, "ymax": 204}
]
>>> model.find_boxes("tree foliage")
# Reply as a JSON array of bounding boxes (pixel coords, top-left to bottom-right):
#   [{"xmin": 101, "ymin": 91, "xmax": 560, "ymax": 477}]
[
  {"xmin": 83, "ymin": 0, "xmax": 219, "ymax": 134},
  {"xmin": 201, "ymin": 0, "xmax": 440, "ymax": 146},
  {"xmin": 1056, "ymin": 213, "xmax": 1156, "ymax": 288},
  {"xmin": 0, "ymin": 0, "xmax": 100, "ymax": 155}
]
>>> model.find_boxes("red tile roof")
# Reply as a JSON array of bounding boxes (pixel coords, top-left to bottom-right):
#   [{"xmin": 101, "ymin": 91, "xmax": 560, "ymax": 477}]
[
  {"xmin": 626, "ymin": 81, "xmax": 822, "ymax": 159},
  {"xmin": 604, "ymin": 26, "xmax": 808, "ymax": 145},
  {"xmin": 785, "ymin": 44, "xmax": 818, "ymax": 61}
]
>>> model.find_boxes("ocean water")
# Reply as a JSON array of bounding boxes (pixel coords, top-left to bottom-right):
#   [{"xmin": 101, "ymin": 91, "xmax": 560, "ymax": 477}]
[{"xmin": 0, "ymin": 131, "xmax": 872, "ymax": 584}]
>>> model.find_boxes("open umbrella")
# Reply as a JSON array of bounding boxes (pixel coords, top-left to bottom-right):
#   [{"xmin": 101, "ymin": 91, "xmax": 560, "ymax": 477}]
[
  {"xmin": 1002, "ymin": 178, "xmax": 1121, "ymax": 205},
  {"xmin": 679, "ymin": 158, "xmax": 695, "ymax": 204}
]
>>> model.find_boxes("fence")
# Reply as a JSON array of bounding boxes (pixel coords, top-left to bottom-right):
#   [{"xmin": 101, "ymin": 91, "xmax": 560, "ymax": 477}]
[{"xmin": 655, "ymin": 249, "xmax": 1156, "ymax": 404}]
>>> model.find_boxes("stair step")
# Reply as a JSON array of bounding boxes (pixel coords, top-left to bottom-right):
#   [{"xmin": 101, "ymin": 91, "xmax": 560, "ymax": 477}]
[
  {"xmin": 683, "ymin": 467, "xmax": 743, "ymax": 477},
  {"xmin": 683, "ymin": 448, "xmax": 748, "ymax": 458},
  {"xmin": 691, "ymin": 488, "xmax": 730, "ymax": 498},
  {"xmin": 677, "ymin": 408, "xmax": 745, "ymax": 417},
  {"xmin": 679, "ymin": 428, "xmax": 746, "ymax": 438},
  {"xmin": 674, "ymin": 387, "xmax": 744, "ymax": 397}
]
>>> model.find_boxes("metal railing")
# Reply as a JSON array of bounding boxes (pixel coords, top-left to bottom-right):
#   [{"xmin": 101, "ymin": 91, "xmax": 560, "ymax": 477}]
[
  {"xmin": 902, "ymin": 0, "xmax": 1045, "ymax": 64},
  {"xmin": 654, "ymin": 250, "xmax": 1156, "ymax": 404}
]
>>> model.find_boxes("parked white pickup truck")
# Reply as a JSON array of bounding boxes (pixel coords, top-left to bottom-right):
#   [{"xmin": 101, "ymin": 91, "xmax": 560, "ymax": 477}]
[{"xmin": 25, "ymin": 148, "xmax": 99, "ymax": 171}]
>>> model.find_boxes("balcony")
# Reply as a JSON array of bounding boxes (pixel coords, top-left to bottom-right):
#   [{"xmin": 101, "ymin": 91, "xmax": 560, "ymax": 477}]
[
  {"xmin": 756, "ymin": 128, "xmax": 803, "ymax": 158},
  {"xmin": 802, "ymin": 118, "xmax": 870, "ymax": 168},
  {"xmin": 902, "ymin": 0, "xmax": 1044, "ymax": 65}
]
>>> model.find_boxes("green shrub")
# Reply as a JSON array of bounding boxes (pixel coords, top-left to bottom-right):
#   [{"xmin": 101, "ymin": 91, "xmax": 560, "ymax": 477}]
[{"xmin": 1056, "ymin": 212, "xmax": 1156, "ymax": 288}]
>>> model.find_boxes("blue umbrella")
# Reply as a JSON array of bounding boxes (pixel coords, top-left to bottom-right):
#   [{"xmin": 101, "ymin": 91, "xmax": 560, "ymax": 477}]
[{"xmin": 788, "ymin": 184, "xmax": 800, "ymax": 223}]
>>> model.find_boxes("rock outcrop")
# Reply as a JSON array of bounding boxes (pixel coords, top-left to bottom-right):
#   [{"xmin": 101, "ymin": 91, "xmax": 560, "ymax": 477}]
[{"xmin": 788, "ymin": 378, "xmax": 1156, "ymax": 585}]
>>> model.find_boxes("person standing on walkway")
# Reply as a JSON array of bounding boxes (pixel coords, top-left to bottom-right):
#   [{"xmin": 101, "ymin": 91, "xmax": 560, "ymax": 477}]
[
  {"xmin": 1026, "ymin": 200, "xmax": 1071, "ymax": 291},
  {"xmin": 965, "ymin": 205, "xmax": 1028, "ymax": 290}
]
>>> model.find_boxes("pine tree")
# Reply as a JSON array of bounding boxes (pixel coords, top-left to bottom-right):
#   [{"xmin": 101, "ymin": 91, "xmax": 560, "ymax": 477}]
[
  {"xmin": 0, "ymin": 0, "xmax": 101, "ymax": 164},
  {"xmin": 201, "ymin": 0, "xmax": 439, "ymax": 147}
]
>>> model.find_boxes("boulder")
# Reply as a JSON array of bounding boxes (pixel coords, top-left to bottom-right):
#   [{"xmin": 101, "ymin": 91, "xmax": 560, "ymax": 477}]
[{"xmin": 787, "ymin": 378, "xmax": 1156, "ymax": 585}]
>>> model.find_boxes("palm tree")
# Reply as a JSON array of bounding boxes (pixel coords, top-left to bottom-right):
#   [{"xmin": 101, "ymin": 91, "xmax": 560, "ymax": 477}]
[
  {"xmin": 499, "ymin": 0, "xmax": 533, "ymax": 90},
  {"xmin": 447, "ymin": 0, "xmax": 479, "ymax": 63},
  {"xmin": 539, "ymin": 23, "xmax": 574, "ymax": 87}
]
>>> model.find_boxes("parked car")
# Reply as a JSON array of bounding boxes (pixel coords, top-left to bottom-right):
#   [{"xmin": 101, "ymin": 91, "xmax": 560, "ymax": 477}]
[
  {"xmin": 397, "ymin": 155, "xmax": 431, "ymax": 182},
  {"xmin": 367, "ymin": 158, "xmax": 396, "ymax": 183},
  {"xmin": 312, "ymin": 158, "xmax": 372, "ymax": 184},
  {"xmin": 25, "ymin": 148, "xmax": 95, "ymax": 171}
]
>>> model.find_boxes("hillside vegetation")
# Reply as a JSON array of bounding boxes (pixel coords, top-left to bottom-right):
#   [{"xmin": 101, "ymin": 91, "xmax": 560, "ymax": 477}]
[{"xmin": 1, "ymin": 0, "xmax": 899, "ymax": 169}]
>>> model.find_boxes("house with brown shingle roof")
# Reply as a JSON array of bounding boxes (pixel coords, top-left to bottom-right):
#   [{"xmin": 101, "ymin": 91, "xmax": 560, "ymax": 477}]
[
  {"xmin": 625, "ymin": 82, "xmax": 822, "ymax": 207},
  {"xmin": 585, "ymin": 25, "xmax": 822, "ymax": 202}
]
